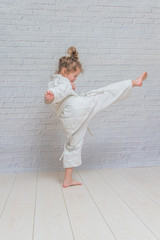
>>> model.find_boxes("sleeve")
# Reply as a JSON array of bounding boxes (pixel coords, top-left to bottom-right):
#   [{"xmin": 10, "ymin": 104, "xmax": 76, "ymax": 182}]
[{"xmin": 47, "ymin": 78, "xmax": 73, "ymax": 103}]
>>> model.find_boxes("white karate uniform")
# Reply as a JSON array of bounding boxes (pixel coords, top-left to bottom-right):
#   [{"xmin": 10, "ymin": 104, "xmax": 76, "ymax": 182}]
[{"xmin": 47, "ymin": 74, "xmax": 133, "ymax": 168}]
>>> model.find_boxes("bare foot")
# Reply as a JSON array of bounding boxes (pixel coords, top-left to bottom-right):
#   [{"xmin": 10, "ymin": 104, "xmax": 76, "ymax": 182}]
[
  {"xmin": 63, "ymin": 179, "xmax": 82, "ymax": 188},
  {"xmin": 132, "ymin": 72, "xmax": 148, "ymax": 87}
]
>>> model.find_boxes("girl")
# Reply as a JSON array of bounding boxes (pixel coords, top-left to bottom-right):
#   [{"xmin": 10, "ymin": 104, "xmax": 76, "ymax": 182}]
[{"xmin": 44, "ymin": 46, "xmax": 148, "ymax": 188}]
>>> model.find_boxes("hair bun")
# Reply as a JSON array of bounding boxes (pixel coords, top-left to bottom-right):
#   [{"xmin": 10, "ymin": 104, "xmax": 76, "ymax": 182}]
[{"xmin": 66, "ymin": 46, "xmax": 78, "ymax": 60}]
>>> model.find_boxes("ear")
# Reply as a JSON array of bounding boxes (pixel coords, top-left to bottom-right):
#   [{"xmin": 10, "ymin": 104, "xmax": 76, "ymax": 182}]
[{"xmin": 62, "ymin": 67, "xmax": 67, "ymax": 75}]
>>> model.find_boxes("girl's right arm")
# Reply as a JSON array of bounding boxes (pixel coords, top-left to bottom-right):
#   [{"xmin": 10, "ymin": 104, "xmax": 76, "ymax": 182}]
[
  {"xmin": 47, "ymin": 78, "xmax": 74, "ymax": 103},
  {"xmin": 44, "ymin": 91, "xmax": 54, "ymax": 104}
]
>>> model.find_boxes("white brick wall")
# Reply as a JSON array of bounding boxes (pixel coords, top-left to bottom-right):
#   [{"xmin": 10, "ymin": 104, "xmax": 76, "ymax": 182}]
[{"xmin": 1, "ymin": 0, "xmax": 160, "ymax": 173}]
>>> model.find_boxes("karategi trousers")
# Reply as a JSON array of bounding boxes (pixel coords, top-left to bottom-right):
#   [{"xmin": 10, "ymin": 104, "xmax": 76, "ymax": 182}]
[{"xmin": 59, "ymin": 79, "xmax": 133, "ymax": 168}]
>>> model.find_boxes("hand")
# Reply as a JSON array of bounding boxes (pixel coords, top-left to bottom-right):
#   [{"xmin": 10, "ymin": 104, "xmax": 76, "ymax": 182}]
[
  {"xmin": 44, "ymin": 91, "xmax": 54, "ymax": 104},
  {"xmin": 71, "ymin": 82, "xmax": 76, "ymax": 91}
]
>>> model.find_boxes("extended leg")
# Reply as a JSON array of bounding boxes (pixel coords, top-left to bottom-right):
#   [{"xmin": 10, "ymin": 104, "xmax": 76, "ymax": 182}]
[
  {"xmin": 85, "ymin": 72, "xmax": 148, "ymax": 121},
  {"xmin": 84, "ymin": 79, "xmax": 133, "ymax": 121}
]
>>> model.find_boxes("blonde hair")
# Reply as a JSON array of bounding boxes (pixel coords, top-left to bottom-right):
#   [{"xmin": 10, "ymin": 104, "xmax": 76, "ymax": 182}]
[{"xmin": 52, "ymin": 46, "xmax": 84, "ymax": 77}]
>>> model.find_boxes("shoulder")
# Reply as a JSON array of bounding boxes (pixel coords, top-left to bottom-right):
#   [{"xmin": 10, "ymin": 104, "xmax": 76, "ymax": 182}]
[{"xmin": 49, "ymin": 74, "xmax": 71, "ymax": 86}]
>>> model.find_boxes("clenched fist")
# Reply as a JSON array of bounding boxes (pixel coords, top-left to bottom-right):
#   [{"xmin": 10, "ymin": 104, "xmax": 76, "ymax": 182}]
[{"xmin": 44, "ymin": 90, "xmax": 54, "ymax": 104}]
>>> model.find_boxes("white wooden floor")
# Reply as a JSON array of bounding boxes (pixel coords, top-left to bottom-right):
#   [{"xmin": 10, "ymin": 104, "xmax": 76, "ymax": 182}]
[{"xmin": 0, "ymin": 166, "xmax": 160, "ymax": 240}]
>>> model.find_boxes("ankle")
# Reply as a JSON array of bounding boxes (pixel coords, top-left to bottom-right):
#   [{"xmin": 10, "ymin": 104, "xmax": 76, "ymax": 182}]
[
  {"xmin": 64, "ymin": 177, "xmax": 72, "ymax": 182},
  {"xmin": 132, "ymin": 79, "xmax": 136, "ymax": 87}
]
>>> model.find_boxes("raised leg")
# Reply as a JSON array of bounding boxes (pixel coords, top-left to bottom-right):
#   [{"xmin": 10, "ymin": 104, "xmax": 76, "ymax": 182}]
[
  {"xmin": 84, "ymin": 79, "xmax": 133, "ymax": 121},
  {"xmin": 84, "ymin": 72, "xmax": 148, "ymax": 122}
]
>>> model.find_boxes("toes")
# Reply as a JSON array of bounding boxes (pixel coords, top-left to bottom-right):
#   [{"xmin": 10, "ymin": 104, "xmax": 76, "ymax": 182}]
[
  {"xmin": 62, "ymin": 182, "xmax": 82, "ymax": 188},
  {"xmin": 71, "ymin": 182, "xmax": 82, "ymax": 186},
  {"xmin": 144, "ymin": 72, "xmax": 147, "ymax": 77},
  {"xmin": 72, "ymin": 181, "xmax": 82, "ymax": 186}
]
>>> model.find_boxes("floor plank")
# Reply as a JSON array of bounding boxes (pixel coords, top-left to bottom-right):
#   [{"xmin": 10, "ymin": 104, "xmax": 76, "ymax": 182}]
[
  {"xmin": 0, "ymin": 172, "xmax": 37, "ymax": 240},
  {"xmin": 58, "ymin": 170, "xmax": 116, "ymax": 240},
  {"xmin": 77, "ymin": 169, "xmax": 158, "ymax": 240},
  {"xmin": 131, "ymin": 207, "xmax": 160, "ymax": 239},
  {"xmin": 0, "ymin": 173, "xmax": 16, "ymax": 217},
  {"xmin": 96, "ymin": 168, "xmax": 159, "ymax": 209},
  {"xmin": 115, "ymin": 167, "xmax": 160, "ymax": 239},
  {"xmin": 33, "ymin": 171, "xmax": 74, "ymax": 240},
  {"xmin": 150, "ymin": 167, "xmax": 160, "ymax": 173},
  {"xmin": 0, "ymin": 167, "xmax": 160, "ymax": 240},
  {"xmin": 117, "ymin": 167, "xmax": 160, "ymax": 205}
]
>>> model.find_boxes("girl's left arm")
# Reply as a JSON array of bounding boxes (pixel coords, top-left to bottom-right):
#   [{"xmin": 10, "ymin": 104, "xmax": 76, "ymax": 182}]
[{"xmin": 70, "ymin": 82, "xmax": 76, "ymax": 91}]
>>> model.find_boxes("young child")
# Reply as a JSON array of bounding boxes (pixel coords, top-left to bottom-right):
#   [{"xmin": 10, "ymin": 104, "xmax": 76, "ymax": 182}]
[{"xmin": 44, "ymin": 46, "xmax": 148, "ymax": 188}]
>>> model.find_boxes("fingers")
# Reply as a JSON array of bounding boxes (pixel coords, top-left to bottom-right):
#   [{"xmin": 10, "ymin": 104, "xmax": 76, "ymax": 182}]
[
  {"xmin": 44, "ymin": 91, "xmax": 54, "ymax": 104},
  {"xmin": 71, "ymin": 82, "xmax": 76, "ymax": 90},
  {"xmin": 45, "ymin": 91, "xmax": 53, "ymax": 96},
  {"xmin": 44, "ymin": 91, "xmax": 54, "ymax": 99},
  {"xmin": 45, "ymin": 95, "xmax": 53, "ymax": 101},
  {"xmin": 44, "ymin": 96, "xmax": 53, "ymax": 104}
]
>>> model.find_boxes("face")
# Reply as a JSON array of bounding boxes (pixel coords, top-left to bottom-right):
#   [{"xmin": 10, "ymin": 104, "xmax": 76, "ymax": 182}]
[{"xmin": 61, "ymin": 68, "xmax": 81, "ymax": 82}]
